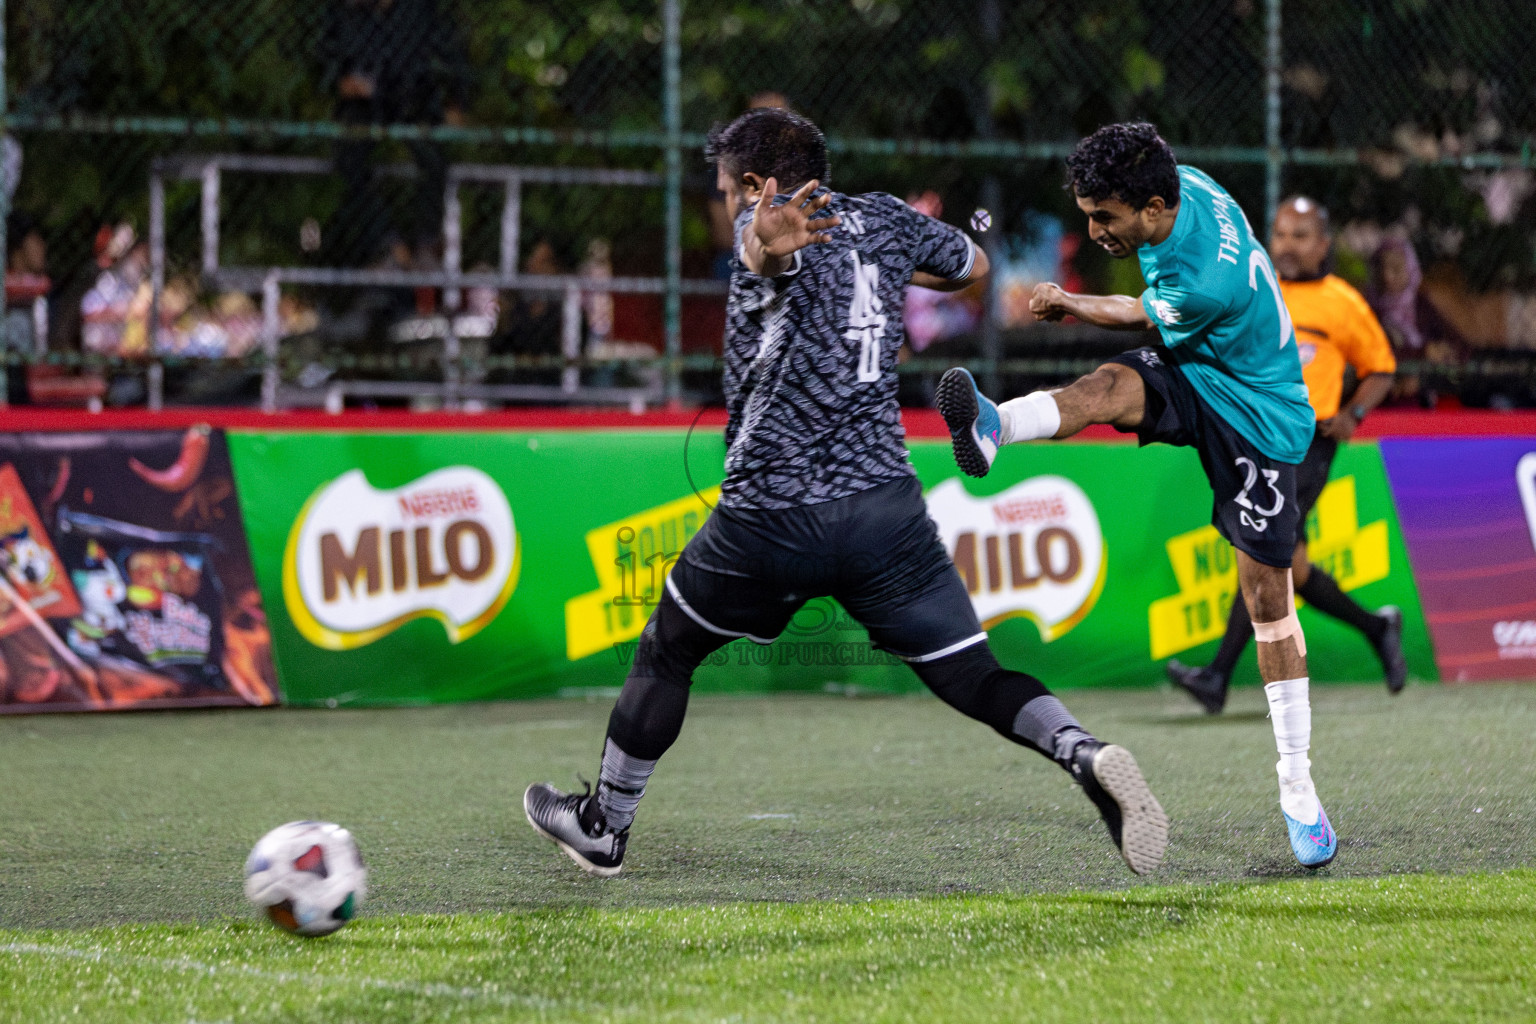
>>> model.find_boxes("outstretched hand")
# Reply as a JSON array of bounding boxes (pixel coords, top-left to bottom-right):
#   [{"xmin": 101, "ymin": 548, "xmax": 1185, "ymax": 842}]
[{"xmin": 752, "ymin": 178, "xmax": 841, "ymax": 257}]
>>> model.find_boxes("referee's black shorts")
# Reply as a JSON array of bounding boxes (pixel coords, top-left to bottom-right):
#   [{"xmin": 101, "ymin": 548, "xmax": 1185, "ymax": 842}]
[
  {"xmin": 667, "ymin": 476, "xmax": 987, "ymax": 663},
  {"xmin": 1295, "ymin": 427, "xmax": 1339, "ymax": 521}
]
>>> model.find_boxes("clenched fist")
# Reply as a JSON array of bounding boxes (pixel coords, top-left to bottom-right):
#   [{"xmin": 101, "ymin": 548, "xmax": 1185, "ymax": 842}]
[{"xmin": 1029, "ymin": 282, "xmax": 1071, "ymax": 322}]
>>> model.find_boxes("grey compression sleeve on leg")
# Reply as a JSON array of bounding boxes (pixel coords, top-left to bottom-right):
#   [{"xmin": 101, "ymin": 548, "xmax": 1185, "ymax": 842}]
[
  {"xmin": 596, "ymin": 738, "xmax": 657, "ymax": 832},
  {"xmin": 1012, "ymin": 695, "xmax": 1092, "ymax": 762}
]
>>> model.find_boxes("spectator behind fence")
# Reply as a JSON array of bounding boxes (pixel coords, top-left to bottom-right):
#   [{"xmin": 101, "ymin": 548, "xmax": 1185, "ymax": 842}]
[
  {"xmin": 81, "ymin": 224, "xmax": 150, "ymax": 357},
  {"xmin": 491, "ymin": 239, "xmax": 576, "ymax": 387},
  {"xmin": 5, "ymin": 212, "xmax": 49, "ymax": 404},
  {"xmin": 1365, "ymin": 233, "xmax": 1470, "ymax": 407},
  {"xmin": 1367, "ymin": 236, "xmax": 1424, "ymax": 353},
  {"xmin": 5, "ymin": 213, "xmax": 49, "ymax": 357},
  {"xmin": 318, "ymin": 0, "xmax": 471, "ymax": 266}
]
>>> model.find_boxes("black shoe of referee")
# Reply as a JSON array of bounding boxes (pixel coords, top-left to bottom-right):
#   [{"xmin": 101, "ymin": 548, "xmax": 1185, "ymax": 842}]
[
  {"xmin": 1374, "ymin": 606, "xmax": 1408, "ymax": 695},
  {"xmin": 1068, "ymin": 740, "xmax": 1169, "ymax": 875},
  {"xmin": 1166, "ymin": 659, "xmax": 1229, "ymax": 715}
]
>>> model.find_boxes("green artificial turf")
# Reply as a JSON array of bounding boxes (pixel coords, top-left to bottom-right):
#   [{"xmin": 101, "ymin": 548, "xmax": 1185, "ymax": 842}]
[
  {"xmin": 0, "ymin": 682, "xmax": 1533, "ymax": 1021},
  {"xmin": 2, "ymin": 871, "xmax": 1534, "ymax": 1022}
]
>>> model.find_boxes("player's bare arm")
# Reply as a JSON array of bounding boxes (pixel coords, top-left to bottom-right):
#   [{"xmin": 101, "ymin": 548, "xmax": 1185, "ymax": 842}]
[
  {"xmin": 1029, "ymin": 282, "xmax": 1153, "ymax": 329},
  {"xmin": 741, "ymin": 177, "xmax": 841, "ymax": 278}
]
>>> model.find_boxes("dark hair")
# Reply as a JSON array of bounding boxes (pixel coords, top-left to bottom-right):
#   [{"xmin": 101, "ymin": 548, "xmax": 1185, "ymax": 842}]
[
  {"xmin": 704, "ymin": 107, "xmax": 830, "ymax": 190},
  {"xmin": 6, "ymin": 211, "xmax": 40, "ymax": 253},
  {"xmin": 1066, "ymin": 122, "xmax": 1179, "ymax": 211}
]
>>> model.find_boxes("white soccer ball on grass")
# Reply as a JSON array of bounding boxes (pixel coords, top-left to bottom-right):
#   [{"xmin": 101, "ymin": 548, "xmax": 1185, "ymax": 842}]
[{"xmin": 244, "ymin": 820, "xmax": 367, "ymax": 937}]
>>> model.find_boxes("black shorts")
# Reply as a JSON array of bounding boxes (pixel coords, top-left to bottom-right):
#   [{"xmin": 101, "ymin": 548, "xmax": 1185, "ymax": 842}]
[
  {"xmin": 668, "ymin": 476, "xmax": 987, "ymax": 662},
  {"xmin": 1296, "ymin": 427, "xmax": 1338, "ymax": 520},
  {"xmin": 1109, "ymin": 347, "xmax": 1301, "ymax": 567}
]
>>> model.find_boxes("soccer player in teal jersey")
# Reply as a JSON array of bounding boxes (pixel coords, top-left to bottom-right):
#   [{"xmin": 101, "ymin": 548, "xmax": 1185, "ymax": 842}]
[{"xmin": 938, "ymin": 122, "xmax": 1336, "ymax": 868}]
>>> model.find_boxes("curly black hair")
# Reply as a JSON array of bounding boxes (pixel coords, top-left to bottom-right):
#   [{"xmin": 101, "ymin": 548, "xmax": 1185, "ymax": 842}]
[
  {"xmin": 1065, "ymin": 123, "xmax": 1179, "ymax": 211},
  {"xmin": 704, "ymin": 107, "xmax": 831, "ymax": 190}
]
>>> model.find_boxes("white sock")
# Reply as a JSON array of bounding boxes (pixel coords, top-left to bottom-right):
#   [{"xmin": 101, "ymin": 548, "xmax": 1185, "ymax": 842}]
[
  {"xmin": 997, "ymin": 392, "xmax": 1061, "ymax": 444},
  {"xmin": 1265, "ymin": 677, "xmax": 1320, "ymax": 824}
]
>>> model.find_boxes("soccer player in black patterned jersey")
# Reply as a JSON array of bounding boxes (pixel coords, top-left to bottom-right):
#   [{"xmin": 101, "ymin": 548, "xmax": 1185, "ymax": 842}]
[{"xmin": 525, "ymin": 107, "xmax": 1168, "ymax": 879}]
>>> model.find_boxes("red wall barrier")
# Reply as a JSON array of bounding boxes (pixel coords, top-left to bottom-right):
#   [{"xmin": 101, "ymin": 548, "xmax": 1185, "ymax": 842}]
[{"xmin": 4, "ymin": 406, "xmax": 1535, "ymax": 440}]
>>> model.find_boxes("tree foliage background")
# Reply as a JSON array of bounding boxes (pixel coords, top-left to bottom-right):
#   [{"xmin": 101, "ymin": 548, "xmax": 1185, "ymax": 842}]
[{"xmin": 7, "ymin": 0, "xmax": 1535, "ymax": 319}]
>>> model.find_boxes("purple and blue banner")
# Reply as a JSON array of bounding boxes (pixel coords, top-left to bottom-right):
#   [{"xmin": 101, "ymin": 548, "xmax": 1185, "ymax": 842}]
[{"xmin": 1381, "ymin": 438, "xmax": 1536, "ymax": 682}]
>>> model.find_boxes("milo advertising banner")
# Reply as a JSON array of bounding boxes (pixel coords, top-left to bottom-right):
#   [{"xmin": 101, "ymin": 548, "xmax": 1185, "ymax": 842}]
[
  {"xmin": 230, "ymin": 430, "xmax": 1436, "ymax": 706},
  {"xmin": 906, "ymin": 442, "xmax": 1434, "ymax": 690},
  {"xmin": 232, "ymin": 431, "xmax": 900, "ymax": 705}
]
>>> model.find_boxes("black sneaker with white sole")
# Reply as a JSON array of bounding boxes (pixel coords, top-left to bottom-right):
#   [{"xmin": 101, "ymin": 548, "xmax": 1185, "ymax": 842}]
[
  {"xmin": 1374, "ymin": 605, "xmax": 1407, "ymax": 695},
  {"xmin": 524, "ymin": 782, "xmax": 627, "ymax": 877},
  {"xmin": 1069, "ymin": 740, "xmax": 1169, "ymax": 876}
]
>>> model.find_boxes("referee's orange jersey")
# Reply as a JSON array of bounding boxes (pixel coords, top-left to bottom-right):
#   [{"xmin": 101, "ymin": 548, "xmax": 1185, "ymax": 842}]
[{"xmin": 1279, "ymin": 274, "xmax": 1397, "ymax": 421}]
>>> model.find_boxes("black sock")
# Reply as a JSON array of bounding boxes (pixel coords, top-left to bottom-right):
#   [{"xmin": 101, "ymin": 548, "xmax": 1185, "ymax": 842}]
[
  {"xmin": 1298, "ymin": 567, "xmax": 1387, "ymax": 643},
  {"xmin": 1208, "ymin": 593, "xmax": 1252, "ymax": 679}
]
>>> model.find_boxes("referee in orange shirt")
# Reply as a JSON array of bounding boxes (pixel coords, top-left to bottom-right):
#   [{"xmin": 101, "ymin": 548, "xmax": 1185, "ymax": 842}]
[{"xmin": 1167, "ymin": 196, "xmax": 1407, "ymax": 713}]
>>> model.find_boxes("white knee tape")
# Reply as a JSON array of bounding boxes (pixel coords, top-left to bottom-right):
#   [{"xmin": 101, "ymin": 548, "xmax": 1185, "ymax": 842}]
[
  {"xmin": 1253, "ymin": 609, "xmax": 1306, "ymax": 657},
  {"xmin": 1251, "ymin": 571, "xmax": 1306, "ymax": 656}
]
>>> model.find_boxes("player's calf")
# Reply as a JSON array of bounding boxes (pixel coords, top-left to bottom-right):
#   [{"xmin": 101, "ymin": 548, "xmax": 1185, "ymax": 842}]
[{"xmin": 1247, "ymin": 565, "xmax": 1337, "ymax": 867}]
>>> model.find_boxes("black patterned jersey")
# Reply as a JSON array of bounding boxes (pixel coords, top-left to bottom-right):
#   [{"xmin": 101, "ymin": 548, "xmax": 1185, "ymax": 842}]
[{"xmin": 720, "ymin": 190, "xmax": 977, "ymax": 510}]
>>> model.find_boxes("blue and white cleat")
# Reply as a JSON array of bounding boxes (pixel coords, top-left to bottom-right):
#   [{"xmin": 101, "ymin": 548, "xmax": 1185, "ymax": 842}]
[
  {"xmin": 1280, "ymin": 774, "xmax": 1337, "ymax": 868},
  {"xmin": 1284, "ymin": 806, "xmax": 1337, "ymax": 868},
  {"xmin": 937, "ymin": 367, "xmax": 1002, "ymax": 478}
]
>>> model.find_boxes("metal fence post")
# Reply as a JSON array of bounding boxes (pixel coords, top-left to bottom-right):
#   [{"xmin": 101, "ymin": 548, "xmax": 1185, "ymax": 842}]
[
  {"xmin": 978, "ymin": 0, "xmax": 1002, "ymax": 396},
  {"xmin": 261, "ymin": 271, "xmax": 281, "ymax": 413},
  {"xmin": 1264, "ymin": 0, "xmax": 1283, "ymax": 237},
  {"xmin": 662, "ymin": 0, "xmax": 683, "ymax": 404}
]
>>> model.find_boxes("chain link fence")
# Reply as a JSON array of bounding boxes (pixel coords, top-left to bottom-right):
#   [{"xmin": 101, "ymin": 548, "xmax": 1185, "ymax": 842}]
[{"xmin": 4, "ymin": 0, "xmax": 1534, "ymax": 410}]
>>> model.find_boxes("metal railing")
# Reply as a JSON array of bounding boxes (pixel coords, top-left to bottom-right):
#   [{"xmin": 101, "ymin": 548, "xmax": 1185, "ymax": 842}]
[
  {"xmin": 146, "ymin": 153, "xmax": 726, "ymax": 411},
  {"xmin": 4, "ymin": 0, "xmax": 1534, "ymax": 411}
]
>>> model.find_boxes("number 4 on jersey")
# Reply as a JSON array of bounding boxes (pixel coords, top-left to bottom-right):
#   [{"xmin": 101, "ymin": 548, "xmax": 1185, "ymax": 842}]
[{"xmin": 846, "ymin": 251, "xmax": 886, "ymax": 383}]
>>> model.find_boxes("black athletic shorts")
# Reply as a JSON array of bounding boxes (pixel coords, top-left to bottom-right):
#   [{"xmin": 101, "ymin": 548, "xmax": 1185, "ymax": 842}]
[
  {"xmin": 1108, "ymin": 347, "xmax": 1301, "ymax": 568},
  {"xmin": 668, "ymin": 476, "xmax": 987, "ymax": 662},
  {"xmin": 1295, "ymin": 427, "xmax": 1339, "ymax": 520}
]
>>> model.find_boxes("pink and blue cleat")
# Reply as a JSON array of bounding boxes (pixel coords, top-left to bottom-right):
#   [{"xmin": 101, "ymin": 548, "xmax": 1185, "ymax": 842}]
[{"xmin": 1283, "ymin": 801, "xmax": 1337, "ymax": 869}]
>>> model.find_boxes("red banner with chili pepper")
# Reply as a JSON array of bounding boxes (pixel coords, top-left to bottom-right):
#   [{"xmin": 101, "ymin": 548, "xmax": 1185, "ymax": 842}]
[{"xmin": 0, "ymin": 427, "xmax": 279, "ymax": 711}]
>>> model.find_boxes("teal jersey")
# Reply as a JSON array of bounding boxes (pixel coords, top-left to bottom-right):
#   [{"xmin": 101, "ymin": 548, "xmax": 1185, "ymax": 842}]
[{"xmin": 1137, "ymin": 166, "xmax": 1313, "ymax": 464}]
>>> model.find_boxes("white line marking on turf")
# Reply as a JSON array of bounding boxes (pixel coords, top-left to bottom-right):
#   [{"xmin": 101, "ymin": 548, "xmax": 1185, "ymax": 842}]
[
  {"xmin": 0, "ymin": 942, "xmax": 561, "ymax": 1010},
  {"xmin": 746, "ymin": 813, "xmax": 796, "ymax": 819}
]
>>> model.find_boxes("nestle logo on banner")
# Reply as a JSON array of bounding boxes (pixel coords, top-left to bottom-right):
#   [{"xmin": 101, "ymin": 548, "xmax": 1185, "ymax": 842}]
[
  {"xmin": 283, "ymin": 468, "xmax": 519, "ymax": 650},
  {"xmin": 925, "ymin": 475, "xmax": 1106, "ymax": 641},
  {"xmin": 1493, "ymin": 621, "xmax": 1536, "ymax": 660}
]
